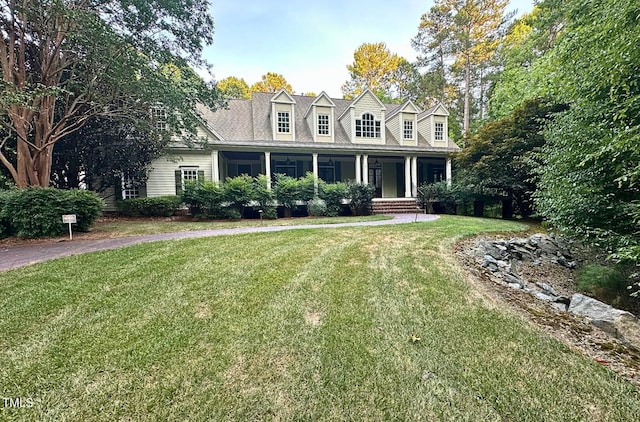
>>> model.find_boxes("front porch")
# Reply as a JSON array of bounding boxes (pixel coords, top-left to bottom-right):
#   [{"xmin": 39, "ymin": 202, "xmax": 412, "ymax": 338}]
[{"xmin": 212, "ymin": 150, "xmax": 452, "ymax": 199}]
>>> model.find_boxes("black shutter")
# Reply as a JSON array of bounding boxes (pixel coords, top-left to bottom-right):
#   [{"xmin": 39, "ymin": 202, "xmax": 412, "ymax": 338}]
[
  {"xmin": 334, "ymin": 161, "xmax": 341, "ymax": 182},
  {"xmin": 197, "ymin": 170, "xmax": 205, "ymax": 181},
  {"xmin": 114, "ymin": 176, "xmax": 123, "ymax": 201},
  {"xmin": 296, "ymin": 160, "xmax": 303, "ymax": 178},
  {"xmin": 175, "ymin": 170, "xmax": 182, "ymax": 195}
]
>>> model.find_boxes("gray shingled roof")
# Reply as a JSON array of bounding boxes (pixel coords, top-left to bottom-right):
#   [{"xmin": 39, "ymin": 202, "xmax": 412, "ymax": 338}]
[{"xmin": 197, "ymin": 92, "xmax": 455, "ymax": 150}]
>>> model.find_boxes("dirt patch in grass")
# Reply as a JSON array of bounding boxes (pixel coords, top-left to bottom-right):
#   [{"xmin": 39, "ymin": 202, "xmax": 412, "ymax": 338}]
[{"xmin": 455, "ymin": 235, "xmax": 640, "ymax": 387}]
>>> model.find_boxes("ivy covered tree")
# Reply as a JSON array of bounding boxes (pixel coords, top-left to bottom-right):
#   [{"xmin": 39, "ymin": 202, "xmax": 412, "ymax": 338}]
[{"xmin": 0, "ymin": 0, "xmax": 223, "ymax": 188}]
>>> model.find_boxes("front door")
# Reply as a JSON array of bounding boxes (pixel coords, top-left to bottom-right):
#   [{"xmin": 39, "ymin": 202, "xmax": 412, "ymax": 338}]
[{"xmin": 368, "ymin": 167, "xmax": 382, "ymax": 198}]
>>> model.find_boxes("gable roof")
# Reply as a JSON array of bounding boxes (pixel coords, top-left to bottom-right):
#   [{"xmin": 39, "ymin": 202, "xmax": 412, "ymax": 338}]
[
  {"xmin": 337, "ymin": 88, "xmax": 387, "ymax": 120},
  {"xmin": 303, "ymin": 91, "xmax": 336, "ymax": 118},
  {"xmin": 386, "ymin": 100, "xmax": 420, "ymax": 119},
  {"xmin": 269, "ymin": 89, "xmax": 296, "ymax": 104},
  {"xmin": 418, "ymin": 101, "xmax": 449, "ymax": 120}
]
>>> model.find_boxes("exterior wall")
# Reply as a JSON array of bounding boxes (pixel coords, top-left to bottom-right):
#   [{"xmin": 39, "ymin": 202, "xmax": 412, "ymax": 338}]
[
  {"xmin": 146, "ymin": 152, "xmax": 212, "ymax": 197},
  {"xmin": 352, "ymin": 91, "xmax": 385, "ymax": 145},
  {"xmin": 314, "ymin": 105, "xmax": 333, "ymax": 142},
  {"xmin": 339, "ymin": 109, "xmax": 352, "ymax": 141},
  {"xmin": 273, "ymin": 103, "xmax": 295, "ymax": 141},
  {"xmin": 400, "ymin": 112, "xmax": 417, "ymax": 146},
  {"xmin": 418, "ymin": 117, "xmax": 432, "ymax": 145},
  {"xmin": 432, "ymin": 115, "xmax": 448, "ymax": 147},
  {"xmin": 386, "ymin": 114, "xmax": 400, "ymax": 143}
]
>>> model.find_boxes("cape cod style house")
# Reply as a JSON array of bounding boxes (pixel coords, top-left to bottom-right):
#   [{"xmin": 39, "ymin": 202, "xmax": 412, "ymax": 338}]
[{"xmin": 114, "ymin": 88, "xmax": 458, "ymax": 212}]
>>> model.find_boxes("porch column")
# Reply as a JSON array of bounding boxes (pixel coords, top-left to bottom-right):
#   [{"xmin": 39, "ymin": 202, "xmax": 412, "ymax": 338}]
[
  {"xmin": 404, "ymin": 156, "xmax": 411, "ymax": 198},
  {"xmin": 355, "ymin": 154, "xmax": 362, "ymax": 183},
  {"xmin": 312, "ymin": 152, "xmax": 319, "ymax": 194},
  {"xmin": 446, "ymin": 157, "xmax": 452, "ymax": 187},
  {"xmin": 362, "ymin": 154, "xmax": 369, "ymax": 185},
  {"xmin": 265, "ymin": 151, "xmax": 272, "ymax": 191},
  {"xmin": 211, "ymin": 150, "xmax": 220, "ymax": 184},
  {"xmin": 411, "ymin": 156, "xmax": 418, "ymax": 197}
]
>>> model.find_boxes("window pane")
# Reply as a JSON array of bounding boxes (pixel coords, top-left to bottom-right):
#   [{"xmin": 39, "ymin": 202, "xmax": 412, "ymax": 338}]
[{"xmin": 277, "ymin": 111, "xmax": 290, "ymax": 133}]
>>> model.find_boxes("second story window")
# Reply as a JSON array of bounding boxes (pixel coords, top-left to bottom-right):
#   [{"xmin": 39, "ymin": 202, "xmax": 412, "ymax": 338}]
[
  {"xmin": 277, "ymin": 111, "xmax": 290, "ymax": 133},
  {"xmin": 318, "ymin": 114, "xmax": 329, "ymax": 135},
  {"xmin": 403, "ymin": 120, "xmax": 413, "ymax": 139},
  {"xmin": 151, "ymin": 107, "xmax": 167, "ymax": 131},
  {"xmin": 355, "ymin": 113, "xmax": 381, "ymax": 138},
  {"xmin": 435, "ymin": 122, "xmax": 444, "ymax": 141}
]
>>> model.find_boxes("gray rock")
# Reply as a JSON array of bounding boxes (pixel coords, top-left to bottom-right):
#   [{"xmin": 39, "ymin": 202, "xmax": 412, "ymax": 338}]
[
  {"xmin": 536, "ymin": 282, "xmax": 558, "ymax": 297},
  {"xmin": 535, "ymin": 292, "xmax": 556, "ymax": 302},
  {"xmin": 551, "ymin": 302, "xmax": 568, "ymax": 312},
  {"xmin": 507, "ymin": 283, "xmax": 522, "ymax": 290},
  {"xmin": 568, "ymin": 293, "xmax": 640, "ymax": 348},
  {"xmin": 504, "ymin": 274, "xmax": 521, "ymax": 285}
]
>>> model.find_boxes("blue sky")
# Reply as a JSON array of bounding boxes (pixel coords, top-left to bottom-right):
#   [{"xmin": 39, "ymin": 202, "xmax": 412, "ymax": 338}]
[{"xmin": 203, "ymin": 1, "xmax": 535, "ymax": 98}]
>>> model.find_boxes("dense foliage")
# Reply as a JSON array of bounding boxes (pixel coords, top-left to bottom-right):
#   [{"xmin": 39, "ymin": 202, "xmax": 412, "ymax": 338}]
[
  {"xmin": 115, "ymin": 196, "xmax": 181, "ymax": 218},
  {"xmin": 0, "ymin": 188, "xmax": 103, "ymax": 238}
]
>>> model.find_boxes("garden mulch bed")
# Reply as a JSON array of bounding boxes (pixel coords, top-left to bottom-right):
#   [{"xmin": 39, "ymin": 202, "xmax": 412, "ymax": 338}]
[{"xmin": 455, "ymin": 234, "xmax": 640, "ymax": 387}]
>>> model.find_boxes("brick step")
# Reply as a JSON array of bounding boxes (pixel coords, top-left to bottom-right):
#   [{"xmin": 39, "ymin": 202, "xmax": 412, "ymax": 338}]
[{"xmin": 372, "ymin": 200, "xmax": 421, "ymax": 214}]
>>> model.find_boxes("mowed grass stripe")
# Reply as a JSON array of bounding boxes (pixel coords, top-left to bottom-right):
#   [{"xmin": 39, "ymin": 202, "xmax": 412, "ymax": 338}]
[{"xmin": 1, "ymin": 216, "xmax": 639, "ymax": 421}]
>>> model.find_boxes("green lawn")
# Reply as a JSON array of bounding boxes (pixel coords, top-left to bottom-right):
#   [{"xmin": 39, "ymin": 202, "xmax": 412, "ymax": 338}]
[
  {"xmin": 1, "ymin": 216, "xmax": 638, "ymax": 420},
  {"xmin": 86, "ymin": 214, "xmax": 392, "ymax": 237}
]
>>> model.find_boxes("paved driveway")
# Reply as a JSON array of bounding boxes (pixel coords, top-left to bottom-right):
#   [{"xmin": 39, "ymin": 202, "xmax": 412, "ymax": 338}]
[{"xmin": 0, "ymin": 214, "xmax": 439, "ymax": 271}]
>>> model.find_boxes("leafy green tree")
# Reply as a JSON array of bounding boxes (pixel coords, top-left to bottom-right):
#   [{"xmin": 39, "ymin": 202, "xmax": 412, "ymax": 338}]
[
  {"xmin": 0, "ymin": 0, "xmax": 222, "ymax": 188},
  {"xmin": 413, "ymin": 0, "xmax": 512, "ymax": 134},
  {"xmin": 217, "ymin": 76, "xmax": 251, "ymax": 99},
  {"xmin": 341, "ymin": 42, "xmax": 402, "ymax": 100},
  {"xmin": 455, "ymin": 98, "xmax": 563, "ymax": 217},
  {"xmin": 250, "ymin": 72, "xmax": 293, "ymax": 94},
  {"xmin": 50, "ymin": 115, "xmax": 166, "ymax": 192},
  {"xmin": 532, "ymin": 0, "xmax": 640, "ymax": 262}
]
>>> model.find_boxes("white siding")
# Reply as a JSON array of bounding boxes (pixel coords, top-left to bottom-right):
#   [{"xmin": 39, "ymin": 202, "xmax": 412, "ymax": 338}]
[
  {"xmin": 146, "ymin": 153, "xmax": 213, "ymax": 197},
  {"xmin": 386, "ymin": 114, "xmax": 400, "ymax": 143},
  {"xmin": 418, "ymin": 118, "xmax": 432, "ymax": 146},
  {"xmin": 352, "ymin": 91, "xmax": 385, "ymax": 144}
]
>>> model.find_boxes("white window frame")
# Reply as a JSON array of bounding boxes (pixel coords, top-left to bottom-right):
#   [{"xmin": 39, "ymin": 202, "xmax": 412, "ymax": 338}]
[
  {"xmin": 435, "ymin": 122, "xmax": 444, "ymax": 141},
  {"xmin": 317, "ymin": 113, "xmax": 330, "ymax": 135},
  {"xmin": 121, "ymin": 174, "xmax": 139, "ymax": 199},
  {"xmin": 181, "ymin": 167, "xmax": 199, "ymax": 189},
  {"xmin": 151, "ymin": 107, "xmax": 167, "ymax": 131},
  {"xmin": 403, "ymin": 120, "xmax": 414, "ymax": 140},
  {"xmin": 355, "ymin": 113, "xmax": 381, "ymax": 138},
  {"xmin": 277, "ymin": 111, "xmax": 290, "ymax": 133}
]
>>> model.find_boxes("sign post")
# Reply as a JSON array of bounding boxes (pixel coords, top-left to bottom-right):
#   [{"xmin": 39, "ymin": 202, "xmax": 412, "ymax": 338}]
[{"xmin": 62, "ymin": 214, "xmax": 77, "ymax": 240}]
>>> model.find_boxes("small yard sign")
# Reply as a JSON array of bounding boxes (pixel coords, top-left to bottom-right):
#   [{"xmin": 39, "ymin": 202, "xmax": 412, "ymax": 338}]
[{"xmin": 62, "ymin": 214, "xmax": 77, "ymax": 240}]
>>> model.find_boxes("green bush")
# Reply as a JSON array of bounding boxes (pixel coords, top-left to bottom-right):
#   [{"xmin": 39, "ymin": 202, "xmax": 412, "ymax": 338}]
[
  {"xmin": 0, "ymin": 187, "xmax": 103, "ymax": 238},
  {"xmin": 299, "ymin": 172, "xmax": 321, "ymax": 202},
  {"xmin": 346, "ymin": 181, "xmax": 374, "ymax": 216},
  {"xmin": 182, "ymin": 180, "xmax": 225, "ymax": 218},
  {"xmin": 252, "ymin": 175, "xmax": 276, "ymax": 219},
  {"xmin": 321, "ymin": 182, "xmax": 347, "ymax": 217},
  {"xmin": 273, "ymin": 174, "xmax": 300, "ymax": 217},
  {"xmin": 577, "ymin": 263, "xmax": 629, "ymax": 300},
  {"xmin": 307, "ymin": 197, "xmax": 327, "ymax": 216},
  {"xmin": 0, "ymin": 190, "xmax": 12, "ymax": 238},
  {"xmin": 223, "ymin": 175, "xmax": 254, "ymax": 216},
  {"xmin": 116, "ymin": 196, "xmax": 181, "ymax": 217}
]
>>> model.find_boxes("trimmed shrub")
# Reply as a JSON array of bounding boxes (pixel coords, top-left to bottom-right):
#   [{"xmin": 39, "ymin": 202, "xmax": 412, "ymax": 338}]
[
  {"xmin": 0, "ymin": 187, "xmax": 103, "ymax": 238},
  {"xmin": 182, "ymin": 180, "xmax": 225, "ymax": 218},
  {"xmin": 299, "ymin": 172, "xmax": 321, "ymax": 202},
  {"xmin": 115, "ymin": 196, "xmax": 181, "ymax": 217},
  {"xmin": 346, "ymin": 181, "xmax": 375, "ymax": 216},
  {"xmin": 273, "ymin": 174, "xmax": 300, "ymax": 217},
  {"xmin": 253, "ymin": 175, "xmax": 277, "ymax": 219},
  {"xmin": 0, "ymin": 190, "xmax": 13, "ymax": 238},
  {"xmin": 307, "ymin": 197, "xmax": 327, "ymax": 216},
  {"xmin": 67, "ymin": 189, "xmax": 105, "ymax": 231},
  {"xmin": 223, "ymin": 175, "xmax": 254, "ymax": 216},
  {"xmin": 321, "ymin": 182, "xmax": 347, "ymax": 217}
]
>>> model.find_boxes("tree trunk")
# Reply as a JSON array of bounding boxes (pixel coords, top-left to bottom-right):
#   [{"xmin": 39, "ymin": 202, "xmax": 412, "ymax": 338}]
[
  {"xmin": 502, "ymin": 199, "xmax": 514, "ymax": 220},
  {"xmin": 473, "ymin": 200, "xmax": 484, "ymax": 217},
  {"xmin": 463, "ymin": 51, "xmax": 470, "ymax": 135}
]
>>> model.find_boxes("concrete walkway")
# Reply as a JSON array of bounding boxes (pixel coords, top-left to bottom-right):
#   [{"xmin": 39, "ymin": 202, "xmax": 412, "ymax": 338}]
[{"xmin": 0, "ymin": 214, "xmax": 439, "ymax": 272}]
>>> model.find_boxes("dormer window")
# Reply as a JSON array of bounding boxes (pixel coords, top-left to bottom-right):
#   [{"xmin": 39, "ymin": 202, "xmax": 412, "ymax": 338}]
[
  {"xmin": 435, "ymin": 122, "xmax": 444, "ymax": 140},
  {"xmin": 277, "ymin": 111, "xmax": 290, "ymax": 133},
  {"xmin": 318, "ymin": 114, "xmax": 330, "ymax": 135},
  {"xmin": 403, "ymin": 120, "xmax": 414, "ymax": 139},
  {"xmin": 356, "ymin": 113, "xmax": 381, "ymax": 138}
]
